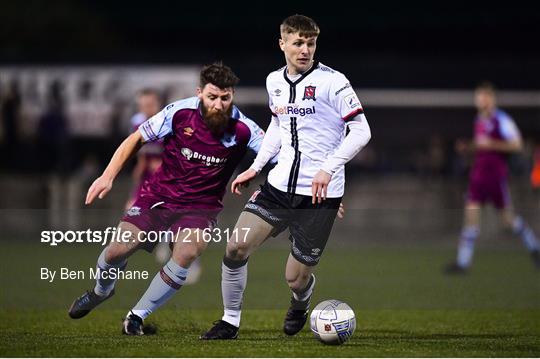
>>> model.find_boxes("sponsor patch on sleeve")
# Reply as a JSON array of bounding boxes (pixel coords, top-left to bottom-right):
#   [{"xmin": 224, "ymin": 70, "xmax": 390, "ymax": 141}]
[{"xmin": 343, "ymin": 93, "xmax": 361, "ymax": 109}]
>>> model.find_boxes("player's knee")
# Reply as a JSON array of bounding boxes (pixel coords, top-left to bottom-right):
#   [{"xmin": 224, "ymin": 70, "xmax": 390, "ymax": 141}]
[
  {"xmin": 501, "ymin": 215, "xmax": 515, "ymax": 231},
  {"xmin": 226, "ymin": 241, "xmax": 250, "ymax": 261},
  {"xmin": 502, "ymin": 221, "xmax": 514, "ymax": 233},
  {"xmin": 105, "ymin": 222, "xmax": 143, "ymax": 263},
  {"xmin": 173, "ymin": 245, "xmax": 202, "ymax": 267},
  {"xmin": 104, "ymin": 243, "xmax": 130, "ymax": 264}
]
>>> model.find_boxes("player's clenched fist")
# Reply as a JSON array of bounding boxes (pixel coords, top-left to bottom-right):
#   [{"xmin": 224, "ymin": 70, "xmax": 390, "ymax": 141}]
[
  {"xmin": 231, "ymin": 168, "xmax": 257, "ymax": 195},
  {"xmin": 85, "ymin": 176, "xmax": 113, "ymax": 205}
]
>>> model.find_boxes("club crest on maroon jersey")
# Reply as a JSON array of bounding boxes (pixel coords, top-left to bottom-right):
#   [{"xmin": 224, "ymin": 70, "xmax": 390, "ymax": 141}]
[{"xmin": 303, "ymin": 85, "xmax": 317, "ymax": 101}]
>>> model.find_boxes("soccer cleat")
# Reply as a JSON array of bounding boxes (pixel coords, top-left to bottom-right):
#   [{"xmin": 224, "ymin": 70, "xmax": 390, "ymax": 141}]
[
  {"xmin": 283, "ymin": 307, "xmax": 309, "ymax": 336},
  {"xmin": 531, "ymin": 250, "xmax": 540, "ymax": 269},
  {"xmin": 200, "ymin": 320, "xmax": 239, "ymax": 340},
  {"xmin": 122, "ymin": 312, "xmax": 144, "ymax": 336},
  {"xmin": 283, "ymin": 274, "xmax": 315, "ymax": 336},
  {"xmin": 68, "ymin": 289, "xmax": 115, "ymax": 319},
  {"xmin": 443, "ymin": 262, "xmax": 469, "ymax": 275}
]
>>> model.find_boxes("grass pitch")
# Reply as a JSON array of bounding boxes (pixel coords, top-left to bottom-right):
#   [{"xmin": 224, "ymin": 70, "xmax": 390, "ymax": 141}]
[{"xmin": 1, "ymin": 242, "xmax": 539, "ymax": 357}]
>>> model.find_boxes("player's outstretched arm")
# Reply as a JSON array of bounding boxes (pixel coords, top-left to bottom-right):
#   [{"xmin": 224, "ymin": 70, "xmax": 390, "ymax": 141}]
[
  {"xmin": 85, "ymin": 131, "xmax": 144, "ymax": 205},
  {"xmin": 231, "ymin": 168, "xmax": 258, "ymax": 195}
]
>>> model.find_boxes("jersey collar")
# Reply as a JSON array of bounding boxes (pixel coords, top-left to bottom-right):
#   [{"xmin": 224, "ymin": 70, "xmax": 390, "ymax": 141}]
[{"xmin": 283, "ymin": 61, "xmax": 319, "ymax": 86}]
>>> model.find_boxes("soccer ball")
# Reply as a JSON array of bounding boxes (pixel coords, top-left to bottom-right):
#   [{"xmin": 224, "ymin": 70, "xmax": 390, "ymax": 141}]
[{"xmin": 310, "ymin": 299, "xmax": 356, "ymax": 345}]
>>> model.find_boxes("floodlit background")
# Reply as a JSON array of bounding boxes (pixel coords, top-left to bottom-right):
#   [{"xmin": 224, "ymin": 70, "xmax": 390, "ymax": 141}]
[{"xmin": 0, "ymin": 2, "xmax": 539, "ymax": 357}]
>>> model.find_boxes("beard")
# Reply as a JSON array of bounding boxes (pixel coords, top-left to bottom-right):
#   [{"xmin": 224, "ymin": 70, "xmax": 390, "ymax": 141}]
[{"xmin": 201, "ymin": 104, "xmax": 233, "ymax": 136}]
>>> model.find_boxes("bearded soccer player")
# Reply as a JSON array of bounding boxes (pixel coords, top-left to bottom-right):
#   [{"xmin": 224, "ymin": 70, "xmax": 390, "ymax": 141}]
[
  {"xmin": 126, "ymin": 89, "xmax": 202, "ymax": 282},
  {"xmin": 68, "ymin": 63, "xmax": 269, "ymax": 335},
  {"xmin": 201, "ymin": 15, "xmax": 371, "ymax": 339},
  {"xmin": 445, "ymin": 82, "xmax": 540, "ymax": 274}
]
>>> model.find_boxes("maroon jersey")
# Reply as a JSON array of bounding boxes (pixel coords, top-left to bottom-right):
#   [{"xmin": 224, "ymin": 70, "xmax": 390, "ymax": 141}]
[
  {"xmin": 466, "ymin": 109, "xmax": 520, "ymax": 208},
  {"xmin": 471, "ymin": 109, "xmax": 520, "ymax": 181},
  {"xmin": 138, "ymin": 97, "xmax": 265, "ymax": 211}
]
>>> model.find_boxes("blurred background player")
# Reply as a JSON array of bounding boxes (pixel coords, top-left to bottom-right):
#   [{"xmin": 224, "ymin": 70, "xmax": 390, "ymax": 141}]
[
  {"xmin": 126, "ymin": 89, "xmax": 202, "ymax": 284},
  {"xmin": 125, "ymin": 88, "xmax": 163, "ymax": 210},
  {"xmin": 445, "ymin": 82, "xmax": 540, "ymax": 274}
]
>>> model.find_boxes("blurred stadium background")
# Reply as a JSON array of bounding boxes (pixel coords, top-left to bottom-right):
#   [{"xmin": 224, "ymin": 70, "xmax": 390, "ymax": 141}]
[
  {"xmin": 1, "ymin": 2, "xmax": 538, "ymax": 235},
  {"xmin": 1, "ymin": 2, "xmax": 539, "ymax": 356}
]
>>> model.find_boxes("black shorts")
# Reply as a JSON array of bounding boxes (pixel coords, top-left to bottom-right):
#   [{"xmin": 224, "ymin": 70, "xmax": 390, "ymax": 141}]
[{"xmin": 244, "ymin": 181, "xmax": 342, "ymax": 266}]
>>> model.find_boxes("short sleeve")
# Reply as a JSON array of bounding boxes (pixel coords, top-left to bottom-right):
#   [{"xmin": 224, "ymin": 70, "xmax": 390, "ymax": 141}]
[
  {"xmin": 237, "ymin": 109, "xmax": 266, "ymax": 152},
  {"xmin": 499, "ymin": 113, "xmax": 521, "ymax": 141},
  {"xmin": 329, "ymin": 73, "xmax": 364, "ymax": 122},
  {"xmin": 139, "ymin": 103, "xmax": 175, "ymax": 142}
]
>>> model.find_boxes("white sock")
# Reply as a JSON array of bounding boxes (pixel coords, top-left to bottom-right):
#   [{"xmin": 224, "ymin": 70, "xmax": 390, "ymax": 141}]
[
  {"xmin": 130, "ymin": 258, "xmax": 188, "ymax": 320},
  {"xmin": 94, "ymin": 247, "xmax": 127, "ymax": 297},
  {"xmin": 513, "ymin": 216, "xmax": 540, "ymax": 252},
  {"xmin": 292, "ymin": 274, "xmax": 315, "ymax": 302},
  {"xmin": 222, "ymin": 309, "xmax": 242, "ymax": 328},
  {"xmin": 221, "ymin": 256, "xmax": 248, "ymax": 328},
  {"xmin": 290, "ymin": 274, "xmax": 316, "ymax": 311},
  {"xmin": 457, "ymin": 226, "xmax": 480, "ymax": 268}
]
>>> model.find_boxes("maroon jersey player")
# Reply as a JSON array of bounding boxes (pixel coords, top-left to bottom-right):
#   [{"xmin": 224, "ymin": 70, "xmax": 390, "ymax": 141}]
[
  {"xmin": 68, "ymin": 63, "xmax": 269, "ymax": 335},
  {"xmin": 445, "ymin": 82, "xmax": 540, "ymax": 274}
]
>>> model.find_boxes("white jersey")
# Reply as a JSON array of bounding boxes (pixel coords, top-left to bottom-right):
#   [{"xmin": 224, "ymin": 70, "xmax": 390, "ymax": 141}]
[{"xmin": 266, "ymin": 62, "xmax": 364, "ymax": 197}]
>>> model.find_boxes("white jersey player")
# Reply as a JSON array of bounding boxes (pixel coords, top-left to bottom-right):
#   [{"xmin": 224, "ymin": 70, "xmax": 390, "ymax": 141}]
[
  {"xmin": 263, "ymin": 61, "xmax": 365, "ymax": 197},
  {"xmin": 202, "ymin": 14, "xmax": 371, "ymax": 340}
]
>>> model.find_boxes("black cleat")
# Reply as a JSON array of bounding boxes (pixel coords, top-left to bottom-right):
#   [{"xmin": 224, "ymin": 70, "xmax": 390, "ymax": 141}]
[
  {"xmin": 531, "ymin": 250, "xmax": 540, "ymax": 269},
  {"xmin": 283, "ymin": 274, "xmax": 315, "ymax": 336},
  {"xmin": 444, "ymin": 262, "xmax": 469, "ymax": 275},
  {"xmin": 283, "ymin": 307, "xmax": 309, "ymax": 336},
  {"xmin": 68, "ymin": 289, "xmax": 114, "ymax": 319},
  {"xmin": 122, "ymin": 312, "xmax": 144, "ymax": 336},
  {"xmin": 200, "ymin": 320, "xmax": 239, "ymax": 340}
]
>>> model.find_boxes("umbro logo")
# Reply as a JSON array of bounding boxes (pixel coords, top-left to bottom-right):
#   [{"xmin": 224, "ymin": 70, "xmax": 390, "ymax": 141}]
[{"xmin": 274, "ymin": 89, "xmax": 282, "ymax": 96}]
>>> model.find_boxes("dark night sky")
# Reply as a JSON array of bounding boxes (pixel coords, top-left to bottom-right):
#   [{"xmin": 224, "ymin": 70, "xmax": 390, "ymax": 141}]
[{"xmin": 2, "ymin": 1, "xmax": 539, "ymax": 88}]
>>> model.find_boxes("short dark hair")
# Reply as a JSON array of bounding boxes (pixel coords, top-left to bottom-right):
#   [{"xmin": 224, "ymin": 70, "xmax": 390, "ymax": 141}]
[
  {"xmin": 200, "ymin": 62, "xmax": 240, "ymax": 89},
  {"xmin": 475, "ymin": 81, "xmax": 497, "ymax": 94},
  {"xmin": 280, "ymin": 14, "xmax": 320, "ymax": 38},
  {"xmin": 138, "ymin": 88, "xmax": 160, "ymax": 98}
]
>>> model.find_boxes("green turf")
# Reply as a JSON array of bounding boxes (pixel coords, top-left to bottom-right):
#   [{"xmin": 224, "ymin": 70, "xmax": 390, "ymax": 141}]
[
  {"xmin": 1, "ymin": 308, "xmax": 539, "ymax": 357},
  {"xmin": 1, "ymin": 242, "xmax": 539, "ymax": 356}
]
